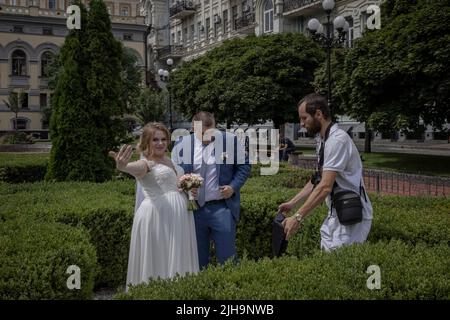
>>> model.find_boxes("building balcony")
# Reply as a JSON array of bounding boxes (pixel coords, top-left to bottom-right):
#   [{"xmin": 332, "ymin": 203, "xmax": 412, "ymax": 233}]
[
  {"xmin": 169, "ymin": 0, "xmax": 196, "ymax": 20},
  {"xmin": 157, "ymin": 45, "xmax": 185, "ymax": 60},
  {"xmin": 234, "ymin": 13, "xmax": 255, "ymax": 33},
  {"xmin": 283, "ymin": 0, "xmax": 321, "ymax": 16}
]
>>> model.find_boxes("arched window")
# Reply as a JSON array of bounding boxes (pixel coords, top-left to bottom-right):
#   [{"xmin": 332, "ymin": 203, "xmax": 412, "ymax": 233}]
[
  {"xmin": 263, "ymin": 0, "xmax": 274, "ymax": 33},
  {"xmin": 41, "ymin": 51, "xmax": 54, "ymax": 77},
  {"xmin": 11, "ymin": 49, "xmax": 27, "ymax": 76}
]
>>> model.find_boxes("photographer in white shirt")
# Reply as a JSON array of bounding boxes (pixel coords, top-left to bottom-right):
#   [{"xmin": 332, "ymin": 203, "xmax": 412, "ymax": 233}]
[{"xmin": 279, "ymin": 93, "xmax": 372, "ymax": 251}]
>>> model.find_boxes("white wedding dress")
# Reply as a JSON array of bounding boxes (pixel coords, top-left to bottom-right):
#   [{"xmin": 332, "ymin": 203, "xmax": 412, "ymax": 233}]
[{"xmin": 126, "ymin": 160, "xmax": 199, "ymax": 289}]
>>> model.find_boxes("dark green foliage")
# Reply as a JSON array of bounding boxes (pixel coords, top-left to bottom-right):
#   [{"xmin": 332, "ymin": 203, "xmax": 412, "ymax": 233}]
[
  {"xmin": 121, "ymin": 46, "xmax": 143, "ymax": 114},
  {"xmin": 1, "ymin": 163, "xmax": 449, "ymax": 299},
  {"xmin": 0, "ymin": 154, "xmax": 48, "ymax": 183},
  {"xmin": 46, "ymin": 0, "xmax": 125, "ymax": 182},
  {"xmin": 117, "ymin": 241, "xmax": 450, "ymax": 300},
  {"xmin": 169, "ymin": 33, "xmax": 325, "ymax": 128},
  {"xmin": 134, "ymin": 87, "xmax": 167, "ymax": 125},
  {"xmin": 334, "ymin": 0, "xmax": 450, "ymax": 133},
  {"xmin": 0, "ymin": 163, "xmax": 47, "ymax": 183},
  {"xmin": 0, "ymin": 132, "xmax": 34, "ymax": 145},
  {"xmin": 0, "ymin": 180, "xmax": 135, "ymax": 287},
  {"xmin": 0, "ymin": 217, "xmax": 97, "ymax": 299}
]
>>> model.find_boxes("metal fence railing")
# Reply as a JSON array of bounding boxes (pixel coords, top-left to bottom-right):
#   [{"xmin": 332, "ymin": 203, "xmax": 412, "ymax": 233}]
[{"xmin": 294, "ymin": 157, "xmax": 450, "ymax": 197}]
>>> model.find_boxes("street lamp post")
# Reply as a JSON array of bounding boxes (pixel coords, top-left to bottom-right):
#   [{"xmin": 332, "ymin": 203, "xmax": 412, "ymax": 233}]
[
  {"xmin": 307, "ymin": 0, "xmax": 349, "ymax": 118},
  {"xmin": 158, "ymin": 58, "xmax": 174, "ymax": 131}
]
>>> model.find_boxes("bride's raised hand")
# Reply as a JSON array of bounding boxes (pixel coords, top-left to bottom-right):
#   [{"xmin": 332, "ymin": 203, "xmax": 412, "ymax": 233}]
[{"xmin": 109, "ymin": 145, "xmax": 133, "ymax": 171}]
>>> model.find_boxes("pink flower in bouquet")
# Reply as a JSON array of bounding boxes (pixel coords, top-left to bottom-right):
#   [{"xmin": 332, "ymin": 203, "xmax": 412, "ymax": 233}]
[{"xmin": 178, "ymin": 173, "xmax": 204, "ymax": 211}]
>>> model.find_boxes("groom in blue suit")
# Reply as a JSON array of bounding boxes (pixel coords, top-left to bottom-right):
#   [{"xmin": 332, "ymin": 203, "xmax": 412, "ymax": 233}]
[{"xmin": 172, "ymin": 112, "xmax": 251, "ymax": 269}]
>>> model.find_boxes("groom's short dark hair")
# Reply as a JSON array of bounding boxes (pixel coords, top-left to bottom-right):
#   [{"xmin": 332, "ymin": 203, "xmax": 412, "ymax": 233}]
[{"xmin": 193, "ymin": 111, "xmax": 215, "ymax": 128}]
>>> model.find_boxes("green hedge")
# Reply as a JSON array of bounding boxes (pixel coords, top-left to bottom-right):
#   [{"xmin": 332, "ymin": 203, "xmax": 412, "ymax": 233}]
[
  {"xmin": 1, "ymin": 163, "xmax": 449, "ymax": 299},
  {"xmin": 0, "ymin": 217, "xmax": 97, "ymax": 299},
  {"xmin": 116, "ymin": 240, "xmax": 450, "ymax": 300},
  {"xmin": 286, "ymin": 195, "xmax": 450, "ymax": 259},
  {"xmin": 0, "ymin": 180, "xmax": 135, "ymax": 287},
  {"xmin": 0, "ymin": 154, "xmax": 48, "ymax": 183}
]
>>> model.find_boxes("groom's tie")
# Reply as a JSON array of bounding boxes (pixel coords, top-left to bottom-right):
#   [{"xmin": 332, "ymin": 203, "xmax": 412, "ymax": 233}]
[{"xmin": 197, "ymin": 144, "xmax": 208, "ymax": 207}]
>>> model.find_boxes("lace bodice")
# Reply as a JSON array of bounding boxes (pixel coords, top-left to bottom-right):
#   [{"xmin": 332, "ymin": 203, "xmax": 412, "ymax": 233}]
[{"xmin": 138, "ymin": 160, "xmax": 184, "ymax": 199}]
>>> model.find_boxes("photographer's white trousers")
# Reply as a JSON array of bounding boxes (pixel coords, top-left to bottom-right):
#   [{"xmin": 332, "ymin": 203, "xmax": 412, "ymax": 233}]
[{"xmin": 320, "ymin": 215, "xmax": 372, "ymax": 252}]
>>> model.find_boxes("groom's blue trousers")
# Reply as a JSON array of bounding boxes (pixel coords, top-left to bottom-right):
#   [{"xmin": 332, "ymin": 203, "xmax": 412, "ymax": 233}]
[{"xmin": 194, "ymin": 201, "xmax": 236, "ymax": 269}]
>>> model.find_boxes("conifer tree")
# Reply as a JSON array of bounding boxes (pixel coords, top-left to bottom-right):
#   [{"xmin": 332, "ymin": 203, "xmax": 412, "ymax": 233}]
[{"xmin": 47, "ymin": 0, "xmax": 125, "ymax": 182}]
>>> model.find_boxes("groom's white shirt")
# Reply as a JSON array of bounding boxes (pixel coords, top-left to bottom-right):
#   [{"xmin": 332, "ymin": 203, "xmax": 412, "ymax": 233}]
[{"xmin": 193, "ymin": 136, "xmax": 222, "ymax": 202}]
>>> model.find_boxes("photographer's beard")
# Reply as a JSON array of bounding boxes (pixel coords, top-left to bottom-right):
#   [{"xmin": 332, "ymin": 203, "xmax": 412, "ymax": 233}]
[{"xmin": 306, "ymin": 117, "xmax": 322, "ymax": 135}]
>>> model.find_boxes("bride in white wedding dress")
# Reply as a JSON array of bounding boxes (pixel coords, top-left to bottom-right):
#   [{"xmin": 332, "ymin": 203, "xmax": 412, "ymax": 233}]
[{"xmin": 109, "ymin": 123, "xmax": 199, "ymax": 290}]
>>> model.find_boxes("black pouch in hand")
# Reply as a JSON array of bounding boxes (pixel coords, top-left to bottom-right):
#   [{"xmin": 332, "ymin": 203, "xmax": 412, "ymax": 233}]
[
  {"xmin": 332, "ymin": 190, "xmax": 363, "ymax": 226},
  {"xmin": 271, "ymin": 212, "xmax": 288, "ymax": 258}
]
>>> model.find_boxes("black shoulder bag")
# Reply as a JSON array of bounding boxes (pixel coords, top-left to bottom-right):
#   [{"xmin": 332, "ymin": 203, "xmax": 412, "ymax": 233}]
[{"xmin": 313, "ymin": 123, "xmax": 368, "ymax": 226}]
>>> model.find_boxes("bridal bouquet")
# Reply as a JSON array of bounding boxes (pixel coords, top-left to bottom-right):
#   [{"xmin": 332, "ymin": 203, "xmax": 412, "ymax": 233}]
[{"xmin": 178, "ymin": 173, "xmax": 204, "ymax": 211}]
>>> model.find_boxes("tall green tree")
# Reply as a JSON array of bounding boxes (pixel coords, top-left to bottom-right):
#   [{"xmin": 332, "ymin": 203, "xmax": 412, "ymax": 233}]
[
  {"xmin": 334, "ymin": 0, "xmax": 450, "ymax": 151},
  {"xmin": 135, "ymin": 87, "xmax": 167, "ymax": 125},
  {"xmin": 169, "ymin": 33, "xmax": 325, "ymax": 128},
  {"xmin": 121, "ymin": 46, "xmax": 143, "ymax": 114},
  {"xmin": 46, "ymin": 0, "xmax": 125, "ymax": 182}
]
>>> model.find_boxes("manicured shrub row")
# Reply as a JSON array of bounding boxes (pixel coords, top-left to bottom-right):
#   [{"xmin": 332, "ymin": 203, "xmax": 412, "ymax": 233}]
[
  {"xmin": 0, "ymin": 180, "xmax": 135, "ymax": 287},
  {"xmin": 286, "ymin": 195, "xmax": 450, "ymax": 259},
  {"xmin": 0, "ymin": 154, "xmax": 48, "ymax": 183},
  {"xmin": 116, "ymin": 240, "xmax": 450, "ymax": 300},
  {"xmin": 0, "ymin": 217, "xmax": 97, "ymax": 299}
]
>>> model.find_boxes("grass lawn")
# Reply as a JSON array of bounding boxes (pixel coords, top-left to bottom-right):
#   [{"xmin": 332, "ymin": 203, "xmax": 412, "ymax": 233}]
[
  {"xmin": 360, "ymin": 152, "xmax": 450, "ymax": 177},
  {"xmin": 296, "ymin": 147, "xmax": 450, "ymax": 176},
  {"xmin": 1, "ymin": 148, "xmax": 449, "ymax": 177}
]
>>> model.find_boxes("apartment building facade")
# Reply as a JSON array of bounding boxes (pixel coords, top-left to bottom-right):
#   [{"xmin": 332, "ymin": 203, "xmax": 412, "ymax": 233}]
[{"xmin": 0, "ymin": 0, "xmax": 147, "ymax": 138}]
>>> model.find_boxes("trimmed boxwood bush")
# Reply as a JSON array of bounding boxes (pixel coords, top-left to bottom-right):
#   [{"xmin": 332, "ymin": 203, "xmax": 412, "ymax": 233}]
[
  {"xmin": 0, "ymin": 217, "xmax": 97, "ymax": 299},
  {"xmin": 116, "ymin": 240, "xmax": 450, "ymax": 300},
  {"xmin": 0, "ymin": 154, "xmax": 48, "ymax": 183},
  {"xmin": 0, "ymin": 180, "xmax": 135, "ymax": 287},
  {"xmin": 286, "ymin": 195, "xmax": 450, "ymax": 259}
]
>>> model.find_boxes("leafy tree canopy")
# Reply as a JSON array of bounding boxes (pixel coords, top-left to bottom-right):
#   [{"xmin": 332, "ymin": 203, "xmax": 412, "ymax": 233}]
[
  {"xmin": 169, "ymin": 33, "xmax": 325, "ymax": 128},
  {"xmin": 335, "ymin": 0, "xmax": 450, "ymax": 133}
]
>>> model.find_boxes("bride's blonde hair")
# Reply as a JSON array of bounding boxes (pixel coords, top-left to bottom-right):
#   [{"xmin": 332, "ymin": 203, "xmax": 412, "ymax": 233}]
[{"xmin": 137, "ymin": 122, "xmax": 171, "ymax": 158}]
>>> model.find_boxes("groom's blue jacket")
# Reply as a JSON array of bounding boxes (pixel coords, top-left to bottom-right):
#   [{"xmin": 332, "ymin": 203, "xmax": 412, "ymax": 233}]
[{"xmin": 172, "ymin": 130, "xmax": 251, "ymax": 221}]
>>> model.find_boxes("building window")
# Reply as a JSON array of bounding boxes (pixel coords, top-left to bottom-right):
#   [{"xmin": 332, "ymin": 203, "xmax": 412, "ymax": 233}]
[
  {"xmin": 190, "ymin": 24, "xmax": 195, "ymax": 42},
  {"xmin": 232, "ymin": 5, "xmax": 238, "ymax": 30},
  {"xmin": 11, "ymin": 92, "xmax": 29, "ymax": 109},
  {"xmin": 345, "ymin": 16, "xmax": 354, "ymax": 48},
  {"xmin": 48, "ymin": 0, "xmax": 56, "ymax": 9},
  {"xmin": 40, "ymin": 93, "xmax": 48, "ymax": 108},
  {"xmin": 41, "ymin": 51, "xmax": 53, "ymax": 77},
  {"xmin": 121, "ymin": 6, "xmax": 130, "ymax": 16},
  {"xmin": 242, "ymin": 1, "xmax": 250, "ymax": 15},
  {"xmin": 13, "ymin": 25, "xmax": 23, "ymax": 33},
  {"xmin": 183, "ymin": 27, "xmax": 187, "ymax": 44},
  {"xmin": 263, "ymin": 0, "xmax": 274, "ymax": 33},
  {"xmin": 177, "ymin": 30, "xmax": 181, "ymax": 44},
  {"xmin": 12, "ymin": 49, "xmax": 27, "ymax": 76},
  {"xmin": 205, "ymin": 17, "xmax": 210, "ymax": 39},
  {"xmin": 107, "ymin": 5, "xmax": 112, "ymax": 15},
  {"xmin": 123, "ymin": 34, "xmax": 133, "ymax": 41},
  {"xmin": 43, "ymin": 27, "xmax": 53, "ymax": 35},
  {"xmin": 197, "ymin": 22, "xmax": 202, "ymax": 40},
  {"xmin": 361, "ymin": 11, "xmax": 369, "ymax": 34},
  {"xmin": 10, "ymin": 0, "xmax": 18, "ymax": 6},
  {"xmin": 14, "ymin": 119, "xmax": 28, "ymax": 130},
  {"xmin": 21, "ymin": 93, "xmax": 28, "ymax": 109},
  {"xmin": 213, "ymin": 16, "xmax": 219, "ymax": 38},
  {"xmin": 223, "ymin": 9, "xmax": 228, "ymax": 33}
]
